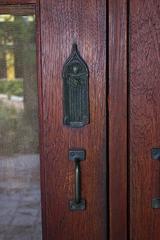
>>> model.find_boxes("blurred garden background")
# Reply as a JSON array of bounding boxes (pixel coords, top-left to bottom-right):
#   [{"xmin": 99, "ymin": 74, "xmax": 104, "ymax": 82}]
[
  {"xmin": 0, "ymin": 14, "xmax": 42, "ymax": 240},
  {"xmin": 0, "ymin": 14, "xmax": 39, "ymax": 155}
]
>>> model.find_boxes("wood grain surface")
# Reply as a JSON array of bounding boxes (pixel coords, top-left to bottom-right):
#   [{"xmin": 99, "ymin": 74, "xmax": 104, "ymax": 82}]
[
  {"xmin": 0, "ymin": 5, "xmax": 35, "ymax": 14},
  {"xmin": 130, "ymin": 0, "xmax": 160, "ymax": 239},
  {"xmin": 109, "ymin": 0, "xmax": 128, "ymax": 239},
  {"xmin": 0, "ymin": 0, "xmax": 36, "ymax": 4},
  {"xmin": 39, "ymin": 0, "xmax": 106, "ymax": 239}
]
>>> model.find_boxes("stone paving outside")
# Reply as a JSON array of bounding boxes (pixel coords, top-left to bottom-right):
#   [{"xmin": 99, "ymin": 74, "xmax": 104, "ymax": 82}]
[{"xmin": 0, "ymin": 154, "xmax": 42, "ymax": 240}]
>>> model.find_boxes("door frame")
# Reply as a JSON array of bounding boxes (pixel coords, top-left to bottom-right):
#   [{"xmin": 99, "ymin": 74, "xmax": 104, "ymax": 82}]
[{"xmin": 109, "ymin": 0, "xmax": 128, "ymax": 239}]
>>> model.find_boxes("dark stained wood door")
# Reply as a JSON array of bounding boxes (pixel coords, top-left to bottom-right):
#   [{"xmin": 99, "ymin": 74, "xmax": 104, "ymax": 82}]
[
  {"xmin": 109, "ymin": 0, "xmax": 128, "ymax": 239},
  {"xmin": 39, "ymin": 0, "xmax": 107, "ymax": 239},
  {"xmin": 129, "ymin": 0, "xmax": 160, "ymax": 239},
  {"xmin": 109, "ymin": 0, "xmax": 160, "ymax": 239}
]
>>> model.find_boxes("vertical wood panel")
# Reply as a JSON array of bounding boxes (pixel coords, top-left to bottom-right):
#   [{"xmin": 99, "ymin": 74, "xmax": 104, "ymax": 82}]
[
  {"xmin": 130, "ymin": 0, "xmax": 160, "ymax": 239},
  {"xmin": 109, "ymin": 0, "xmax": 128, "ymax": 239},
  {"xmin": 39, "ymin": 0, "xmax": 106, "ymax": 239}
]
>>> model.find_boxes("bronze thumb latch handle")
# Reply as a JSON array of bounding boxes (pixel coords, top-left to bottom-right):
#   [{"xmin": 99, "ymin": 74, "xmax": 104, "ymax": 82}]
[
  {"xmin": 69, "ymin": 149, "xmax": 86, "ymax": 211},
  {"xmin": 75, "ymin": 160, "xmax": 81, "ymax": 204}
]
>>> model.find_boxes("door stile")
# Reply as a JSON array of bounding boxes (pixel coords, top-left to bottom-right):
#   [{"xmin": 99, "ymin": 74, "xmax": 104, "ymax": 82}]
[{"xmin": 109, "ymin": 0, "xmax": 128, "ymax": 239}]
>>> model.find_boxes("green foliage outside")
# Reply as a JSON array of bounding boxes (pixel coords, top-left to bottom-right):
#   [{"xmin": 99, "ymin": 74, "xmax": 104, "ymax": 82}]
[
  {"xmin": 0, "ymin": 15, "xmax": 35, "ymax": 64},
  {"xmin": 0, "ymin": 15, "xmax": 39, "ymax": 156},
  {"xmin": 0, "ymin": 80, "xmax": 23, "ymax": 97}
]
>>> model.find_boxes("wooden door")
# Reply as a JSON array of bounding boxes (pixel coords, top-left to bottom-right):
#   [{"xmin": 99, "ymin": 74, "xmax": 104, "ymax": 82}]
[
  {"xmin": 129, "ymin": 0, "xmax": 160, "ymax": 239},
  {"xmin": 109, "ymin": 0, "xmax": 160, "ymax": 239},
  {"xmin": 109, "ymin": 0, "xmax": 128, "ymax": 239},
  {"xmin": 40, "ymin": 0, "xmax": 106, "ymax": 239},
  {"xmin": 0, "ymin": 0, "xmax": 106, "ymax": 240}
]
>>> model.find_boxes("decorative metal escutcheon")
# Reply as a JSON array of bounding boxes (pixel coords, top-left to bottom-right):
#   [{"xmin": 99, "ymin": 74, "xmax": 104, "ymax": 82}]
[{"xmin": 62, "ymin": 43, "xmax": 89, "ymax": 128}]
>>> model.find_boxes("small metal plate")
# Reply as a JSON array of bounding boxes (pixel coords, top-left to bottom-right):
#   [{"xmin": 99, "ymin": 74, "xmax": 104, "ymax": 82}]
[
  {"xmin": 152, "ymin": 198, "xmax": 160, "ymax": 208},
  {"xmin": 69, "ymin": 149, "xmax": 86, "ymax": 161},
  {"xmin": 151, "ymin": 148, "xmax": 160, "ymax": 160},
  {"xmin": 69, "ymin": 200, "xmax": 86, "ymax": 211}
]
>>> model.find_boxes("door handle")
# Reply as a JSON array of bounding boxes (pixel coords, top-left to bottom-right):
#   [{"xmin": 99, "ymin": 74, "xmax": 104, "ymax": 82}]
[
  {"xmin": 151, "ymin": 148, "xmax": 160, "ymax": 208},
  {"xmin": 75, "ymin": 160, "xmax": 81, "ymax": 204},
  {"xmin": 69, "ymin": 149, "xmax": 86, "ymax": 211}
]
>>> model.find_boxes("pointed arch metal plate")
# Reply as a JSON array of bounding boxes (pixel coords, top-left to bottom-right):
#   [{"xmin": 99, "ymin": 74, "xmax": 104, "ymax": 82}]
[{"xmin": 62, "ymin": 44, "xmax": 89, "ymax": 128}]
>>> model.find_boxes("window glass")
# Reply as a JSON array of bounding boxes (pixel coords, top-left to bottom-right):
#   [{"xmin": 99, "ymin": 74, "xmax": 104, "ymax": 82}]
[{"xmin": 0, "ymin": 14, "xmax": 42, "ymax": 240}]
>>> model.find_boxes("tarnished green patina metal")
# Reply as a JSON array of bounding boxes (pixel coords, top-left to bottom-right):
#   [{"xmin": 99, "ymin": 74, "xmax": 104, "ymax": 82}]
[
  {"xmin": 69, "ymin": 149, "xmax": 86, "ymax": 211},
  {"xmin": 62, "ymin": 43, "xmax": 89, "ymax": 128}
]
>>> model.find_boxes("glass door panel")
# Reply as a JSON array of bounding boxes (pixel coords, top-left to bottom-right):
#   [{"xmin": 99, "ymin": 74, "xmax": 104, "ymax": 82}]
[{"xmin": 0, "ymin": 13, "xmax": 42, "ymax": 240}]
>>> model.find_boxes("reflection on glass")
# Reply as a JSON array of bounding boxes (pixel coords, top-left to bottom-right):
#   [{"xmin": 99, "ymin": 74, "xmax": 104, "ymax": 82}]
[{"xmin": 0, "ymin": 15, "xmax": 42, "ymax": 240}]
